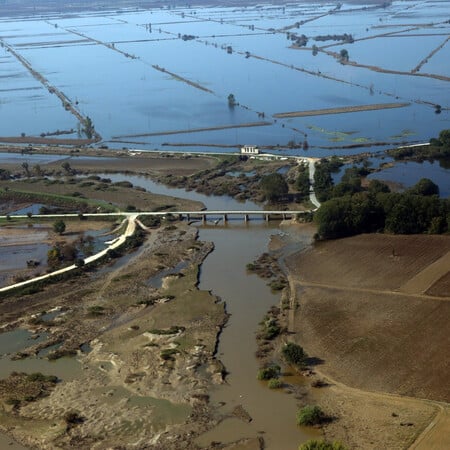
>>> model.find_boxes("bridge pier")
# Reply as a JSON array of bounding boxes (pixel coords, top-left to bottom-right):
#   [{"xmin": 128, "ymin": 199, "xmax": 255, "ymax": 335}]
[
  {"xmin": 223, "ymin": 214, "xmax": 227, "ymax": 223},
  {"xmin": 244, "ymin": 214, "xmax": 249, "ymax": 222},
  {"xmin": 186, "ymin": 213, "xmax": 190, "ymax": 221},
  {"xmin": 202, "ymin": 214, "xmax": 206, "ymax": 224},
  {"xmin": 265, "ymin": 214, "xmax": 269, "ymax": 222}
]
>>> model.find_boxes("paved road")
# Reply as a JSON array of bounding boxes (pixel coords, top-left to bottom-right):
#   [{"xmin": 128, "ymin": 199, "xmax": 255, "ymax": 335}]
[
  {"xmin": 307, "ymin": 158, "xmax": 321, "ymax": 210},
  {"xmin": 0, "ymin": 214, "xmax": 138, "ymax": 294}
]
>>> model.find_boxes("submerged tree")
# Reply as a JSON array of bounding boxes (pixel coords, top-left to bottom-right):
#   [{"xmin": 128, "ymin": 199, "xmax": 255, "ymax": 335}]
[
  {"xmin": 227, "ymin": 93, "xmax": 237, "ymax": 108},
  {"xmin": 339, "ymin": 48, "xmax": 349, "ymax": 63},
  {"xmin": 82, "ymin": 116, "xmax": 95, "ymax": 139}
]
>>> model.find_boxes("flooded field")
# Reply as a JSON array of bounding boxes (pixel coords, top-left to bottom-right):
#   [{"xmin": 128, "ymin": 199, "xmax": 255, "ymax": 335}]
[{"xmin": 0, "ymin": 1, "xmax": 448, "ymax": 155}]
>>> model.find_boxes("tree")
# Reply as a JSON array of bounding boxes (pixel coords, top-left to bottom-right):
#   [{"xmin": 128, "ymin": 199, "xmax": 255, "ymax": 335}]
[
  {"xmin": 339, "ymin": 49, "xmax": 349, "ymax": 63},
  {"xmin": 296, "ymin": 164, "xmax": 310, "ymax": 198},
  {"xmin": 53, "ymin": 219, "xmax": 66, "ymax": 235},
  {"xmin": 408, "ymin": 178, "xmax": 439, "ymax": 196},
  {"xmin": 282, "ymin": 342, "xmax": 307, "ymax": 367},
  {"xmin": 260, "ymin": 173, "xmax": 288, "ymax": 202},
  {"xmin": 257, "ymin": 364, "xmax": 281, "ymax": 380},
  {"xmin": 34, "ymin": 164, "xmax": 43, "ymax": 177},
  {"xmin": 22, "ymin": 162, "xmax": 30, "ymax": 178},
  {"xmin": 296, "ymin": 405, "xmax": 326, "ymax": 426},
  {"xmin": 438, "ymin": 129, "xmax": 450, "ymax": 147},
  {"xmin": 228, "ymin": 93, "xmax": 237, "ymax": 107},
  {"xmin": 61, "ymin": 161, "xmax": 72, "ymax": 175},
  {"xmin": 75, "ymin": 258, "xmax": 85, "ymax": 268},
  {"xmin": 82, "ymin": 116, "xmax": 95, "ymax": 139},
  {"xmin": 368, "ymin": 179, "xmax": 390, "ymax": 194}
]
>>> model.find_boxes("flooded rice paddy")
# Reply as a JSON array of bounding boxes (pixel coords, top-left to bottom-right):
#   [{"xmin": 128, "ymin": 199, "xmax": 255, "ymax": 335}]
[{"xmin": 0, "ymin": 1, "xmax": 448, "ymax": 155}]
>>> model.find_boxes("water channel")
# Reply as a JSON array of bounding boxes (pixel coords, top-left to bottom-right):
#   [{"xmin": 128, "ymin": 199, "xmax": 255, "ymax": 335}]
[{"xmin": 0, "ymin": 171, "xmax": 315, "ymax": 448}]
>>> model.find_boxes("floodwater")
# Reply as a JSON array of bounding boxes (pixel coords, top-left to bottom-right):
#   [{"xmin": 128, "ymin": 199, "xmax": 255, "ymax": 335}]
[
  {"xmin": 368, "ymin": 159, "xmax": 450, "ymax": 197},
  {"xmin": 0, "ymin": 170, "xmax": 316, "ymax": 447},
  {"xmin": 87, "ymin": 172, "xmax": 262, "ymax": 210},
  {"xmin": 0, "ymin": 328, "xmax": 82, "ymax": 380},
  {"xmin": 0, "ymin": 1, "xmax": 448, "ymax": 155},
  {"xmin": 197, "ymin": 224, "xmax": 317, "ymax": 449}
]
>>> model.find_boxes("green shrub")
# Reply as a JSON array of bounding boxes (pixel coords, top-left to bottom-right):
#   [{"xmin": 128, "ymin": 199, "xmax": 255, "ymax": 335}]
[
  {"xmin": 296, "ymin": 405, "xmax": 326, "ymax": 426},
  {"xmin": 264, "ymin": 323, "xmax": 281, "ymax": 340},
  {"xmin": 88, "ymin": 305, "xmax": 105, "ymax": 316},
  {"xmin": 268, "ymin": 378, "xmax": 283, "ymax": 389},
  {"xmin": 257, "ymin": 364, "xmax": 281, "ymax": 380},
  {"xmin": 299, "ymin": 439, "xmax": 347, "ymax": 450},
  {"xmin": 282, "ymin": 342, "xmax": 307, "ymax": 367},
  {"xmin": 148, "ymin": 326, "xmax": 185, "ymax": 335},
  {"xmin": 26, "ymin": 372, "xmax": 58, "ymax": 383}
]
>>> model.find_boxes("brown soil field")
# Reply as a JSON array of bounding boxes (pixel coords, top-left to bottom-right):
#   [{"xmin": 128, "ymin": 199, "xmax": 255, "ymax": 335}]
[
  {"xmin": 273, "ymin": 103, "xmax": 410, "ymax": 118},
  {"xmin": 290, "ymin": 234, "xmax": 450, "ymax": 292},
  {"xmin": 286, "ymin": 233, "xmax": 450, "ymax": 403},
  {"xmin": 0, "ymin": 147, "xmax": 218, "ymax": 177},
  {"xmin": 45, "ymin": 154, "xmax": 218, "ymax": 177}
]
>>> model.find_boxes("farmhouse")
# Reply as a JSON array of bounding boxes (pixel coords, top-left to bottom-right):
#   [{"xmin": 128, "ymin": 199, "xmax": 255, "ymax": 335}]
[{"xmin": 241, "ymin": 145, "xmax": 259, "ymax": 155}]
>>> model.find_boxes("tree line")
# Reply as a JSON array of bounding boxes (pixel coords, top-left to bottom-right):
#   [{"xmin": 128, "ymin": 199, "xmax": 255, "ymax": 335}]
[
  {"xmin": 388, "ymin": 128, "xmax": 450, "ymax": 162},
  {"xmin": 314, "ymin": 160, "xmax": 448, "ymax": 239}
]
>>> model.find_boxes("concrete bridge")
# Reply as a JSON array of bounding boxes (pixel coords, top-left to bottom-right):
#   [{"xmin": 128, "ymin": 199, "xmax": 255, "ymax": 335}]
[{"xmin": 2, "ymin": 209, "xmax": 311, "ymax": 223}]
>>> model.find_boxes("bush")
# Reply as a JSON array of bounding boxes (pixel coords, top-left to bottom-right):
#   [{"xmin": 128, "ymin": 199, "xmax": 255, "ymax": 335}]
[
  {"xmin": 268, "ymin": 378, "xmax": 283, "ymax": 389},
  {"xmin": 148, "ymin": 326, "xmax": 185, "ymax": 335},
  {"xmin": 64, "ymin": 411, "xmax": 84, "ymax": 425},
  {"xmin": 160, "ymin": 348, "xmax": 180, "ymax": 361},
  {"xmin": 26, "ymin": 372, "xmax": 58, "ymax": 383},
  {"xmin": 88, "ymin": 305, "xmax": 105, "ymax": 316},
  {"xmin": 264, "ymin": 323, "xmax": 281, "ymax": 340},
  {"xmin": 299, "ymin": 439, "xmax": 347, "ymax": 450},
  {"xmin": 282, "ymin": 342, "xmax": 307, "ymax": 367},
  {"xmin": 257, "ymin": 364, "xmax": 281, "ymax": 380},
  {"xmin": 296, "ymin": 405, "xmax": 326, "ymax": 426},
  {"xmin": 53, "ymin": 219, "xmax": 66, "ymax": 235}
]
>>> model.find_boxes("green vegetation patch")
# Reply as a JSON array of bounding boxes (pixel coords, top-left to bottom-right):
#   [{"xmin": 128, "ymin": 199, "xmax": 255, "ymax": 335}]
[
  {"xmin": 299, "ymin": 440, "xmax": 347, "ymax": 450},
  {"xmin": 257, "ymin": 364, "xmax": 281, "ymax": 380},
  {"xmin": 148, "ymin": 326, "xmax": 185, "ymax": 335},
  {"xmin": 296, "ymin": 405, "xmax": 327, "ymax": 426}
]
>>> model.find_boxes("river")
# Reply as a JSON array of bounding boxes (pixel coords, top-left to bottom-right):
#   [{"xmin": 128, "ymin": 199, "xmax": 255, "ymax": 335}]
[
  {"xmin": 0, "ymin": 172, "xmax": 316, "ymax": 448},
  {"xmin": 197, "ymin": 224, "xmax": 317, "ymax": 448},
  {"xmin": 80, "ymin": 173, "xmax": 317, "ymax": 447}
]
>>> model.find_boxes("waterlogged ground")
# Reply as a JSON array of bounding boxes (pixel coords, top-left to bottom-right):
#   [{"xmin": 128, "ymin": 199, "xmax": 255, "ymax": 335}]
[{"xmin": 0, "ymin": 1, "xmax": 449, "ymax": 155}]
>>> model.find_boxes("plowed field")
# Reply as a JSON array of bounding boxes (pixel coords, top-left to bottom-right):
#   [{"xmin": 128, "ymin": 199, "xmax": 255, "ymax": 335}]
[{"xmin": 286, "ymin": 233, "xmax": 450, "ymax": 402}]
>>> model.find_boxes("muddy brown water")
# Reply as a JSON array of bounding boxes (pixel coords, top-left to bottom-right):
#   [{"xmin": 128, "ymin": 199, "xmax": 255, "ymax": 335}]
[
  {"xmin": 0, "ymin": 173, "xmax": 317, "ymax": 447},
  {"xmin": 197, "ymin": 223, "xmax": 318, "ymax": 449}
]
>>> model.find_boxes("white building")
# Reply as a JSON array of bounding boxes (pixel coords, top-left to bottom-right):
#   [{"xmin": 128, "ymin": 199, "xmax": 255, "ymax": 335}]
[{"xmin": 240, "ymin": 145, "xmax": 259, "ymax": 155}]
